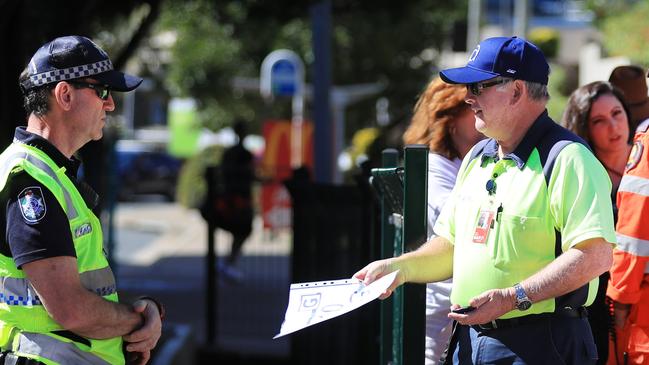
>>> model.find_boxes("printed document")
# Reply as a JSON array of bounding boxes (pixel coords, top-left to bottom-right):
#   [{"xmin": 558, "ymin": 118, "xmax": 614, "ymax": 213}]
[{"xmin": 274, "ymin": 270, "xmax": 398, "ymax": 338}]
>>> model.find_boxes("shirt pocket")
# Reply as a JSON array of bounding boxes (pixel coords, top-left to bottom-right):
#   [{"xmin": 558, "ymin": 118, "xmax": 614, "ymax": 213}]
[{"xmin": 490, "ymin": 214, "xmax": 546, "ymax": 270}]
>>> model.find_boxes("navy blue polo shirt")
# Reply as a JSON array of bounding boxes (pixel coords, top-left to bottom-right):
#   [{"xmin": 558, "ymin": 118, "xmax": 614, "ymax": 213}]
[{"xmin": 0, "ymin": 127, "xmax": 93, "ymax": 267}]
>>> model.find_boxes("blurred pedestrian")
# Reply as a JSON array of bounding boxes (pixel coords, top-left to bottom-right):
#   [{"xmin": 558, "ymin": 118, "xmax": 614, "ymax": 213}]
[
  {"xmin": 562, "ymin": 81, "xmax": 633, "ymax": 364},
  {"xmin": 402, "ymin": 77, "xmax": 483, "ymax": 364},
  {"xmin": 354, "ymin": 36, "xmax": 615, "ymax": 364},
  {"xmin": 609, "ymin": 65, "xmax": 649, "ymax": 133},
  {"xmin": 1, "ymin": 35, "xmax": 163, "ymax": 365},
  {"xmin": 215, "ymin": 120, "xmax": 255, "ymax": 280}
]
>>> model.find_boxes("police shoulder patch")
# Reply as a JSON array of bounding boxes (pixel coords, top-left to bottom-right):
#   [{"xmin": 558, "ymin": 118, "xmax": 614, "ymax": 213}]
[
  {"xmin": 626, "ymin": 140, "xmax": 644, "ymax": 172},
  {"xmin": 18, "ymin": 186, "xmax": 47, "ymax": 223},
  {"xmin": 74, "ymin": 222, "xmax": 93, "ymax": 238}
]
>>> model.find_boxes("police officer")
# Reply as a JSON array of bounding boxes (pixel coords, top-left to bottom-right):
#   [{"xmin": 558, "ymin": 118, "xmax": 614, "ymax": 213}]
[
  {"xmin": 355, "ymin": 36, "xmax": 616, "ymax": 364},
  {"xmin": 0, "ymin": 36, "xmax": 163, "ymax": 365}
]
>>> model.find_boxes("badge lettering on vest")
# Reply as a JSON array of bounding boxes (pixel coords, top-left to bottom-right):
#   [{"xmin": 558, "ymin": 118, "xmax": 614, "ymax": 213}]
[
  {"xmin": 74, "ymin": 223, "xmax": 93, "ymax": 238},
  {"xmin": 18, "ymin": 186, "xmax": 47, "ymax": 223}
]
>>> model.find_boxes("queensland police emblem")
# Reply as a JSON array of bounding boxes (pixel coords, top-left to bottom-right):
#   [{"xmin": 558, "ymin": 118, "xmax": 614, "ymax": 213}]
[{"xmin": 18, "ymin": 187, "xmax": 47, "ymax": 223}]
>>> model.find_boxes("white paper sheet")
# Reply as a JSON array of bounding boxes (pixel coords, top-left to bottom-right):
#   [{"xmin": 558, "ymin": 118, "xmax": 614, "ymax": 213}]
[{"xmin": 274, "ymin": 270, "xmax": 399, "ymax": 338}]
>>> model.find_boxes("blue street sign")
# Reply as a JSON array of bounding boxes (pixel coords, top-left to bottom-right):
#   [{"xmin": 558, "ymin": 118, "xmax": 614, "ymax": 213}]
[
  {"xmin": 261, "ymin": 50, "xmax": 304, "ymax": 99},
  {"xmin": 271, "ymin": 60, "xmax": 297, "ymax": 96}
]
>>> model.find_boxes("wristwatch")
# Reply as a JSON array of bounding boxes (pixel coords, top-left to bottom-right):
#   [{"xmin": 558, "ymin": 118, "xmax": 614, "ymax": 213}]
[{"xmin": 513, "ymin": 283, "xmax": 532, "ymax": 311}]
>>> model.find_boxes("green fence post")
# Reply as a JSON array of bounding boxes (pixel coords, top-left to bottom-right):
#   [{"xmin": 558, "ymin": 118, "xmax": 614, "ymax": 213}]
[
  {"xmin": 392, "ymin": 212, "xmax": 404, "ymax": 365},
  {"xmin": 402, "ymin": 144, "xmax": 428, "ymax": 365},
  {"xmin": 380, "ymin": 148, "xmax": 398, "ymax": 365}
]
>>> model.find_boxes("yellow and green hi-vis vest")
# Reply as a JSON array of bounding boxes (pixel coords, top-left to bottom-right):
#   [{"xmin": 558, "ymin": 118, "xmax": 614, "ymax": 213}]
[{"xmin": 0, "ymin": 142, "xmax": 123, "ymax": 365}]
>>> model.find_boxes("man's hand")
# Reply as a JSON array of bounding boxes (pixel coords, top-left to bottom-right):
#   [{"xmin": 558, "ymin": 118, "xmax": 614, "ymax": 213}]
[
  {"xmin": 126, "ymin": 350, "xmax": 151, "ymax": 365},
  {"xmin": 123, "ymin": 299, "xmax": 162, "ymax": 358},
  {"xmin": 448, "ymin": 287, "xmax": 516, "ymax": 325},
  {"xmin": 353, "ymin": 258, "xmax": 404, "ymax": 299}
]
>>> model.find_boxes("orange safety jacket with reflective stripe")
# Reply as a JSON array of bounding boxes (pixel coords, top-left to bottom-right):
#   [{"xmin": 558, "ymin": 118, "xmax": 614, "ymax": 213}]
[{"xmin": 608, "ymin": 129, "xmax": 649, "ymax": 356}]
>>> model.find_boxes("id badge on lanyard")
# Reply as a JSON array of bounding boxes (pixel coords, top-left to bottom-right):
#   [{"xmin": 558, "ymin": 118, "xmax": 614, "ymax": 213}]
[
  {"xmin": 473, "ymin": 205, "xmax": 495, "ymax": 244},
  {"xmin": 472, "ymin": 161, "xmax": 506, "ymax": 243}
]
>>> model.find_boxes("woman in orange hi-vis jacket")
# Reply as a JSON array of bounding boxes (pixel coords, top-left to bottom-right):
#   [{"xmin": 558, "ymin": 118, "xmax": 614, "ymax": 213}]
[{"xmin": 608, "ymin": 124, "xmax": 649, "ymax": 365}]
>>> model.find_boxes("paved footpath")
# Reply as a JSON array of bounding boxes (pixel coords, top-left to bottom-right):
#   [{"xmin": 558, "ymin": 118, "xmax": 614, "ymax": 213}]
[
  {"xmin": 113, "ymin": 202, "xmax": 291, "ymax": 265},
  {"xmin": 112, "ymin": 202, "xmax": 292, "ymax": 362}
]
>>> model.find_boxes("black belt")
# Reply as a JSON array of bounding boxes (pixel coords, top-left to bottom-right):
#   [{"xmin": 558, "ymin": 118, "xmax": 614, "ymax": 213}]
[{"xmin": 471, "ymin": 306, "xmax": 588, "ymax": 331}]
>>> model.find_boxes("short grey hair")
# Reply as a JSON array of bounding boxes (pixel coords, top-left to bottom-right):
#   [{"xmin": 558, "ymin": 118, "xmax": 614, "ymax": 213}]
[{"xmin": 524, "ymin": 81, "xmax": 550, "ymax": 101}]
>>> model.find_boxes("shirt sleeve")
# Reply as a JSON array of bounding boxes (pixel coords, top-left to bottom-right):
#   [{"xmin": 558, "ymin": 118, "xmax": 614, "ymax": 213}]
[
  {"xmin": 5, "ymin": 172, "xmax": 76, "ymax": 268},
  {"xmin": 548, "ymin": 143, "xmax": 617, "ymax": 252}
]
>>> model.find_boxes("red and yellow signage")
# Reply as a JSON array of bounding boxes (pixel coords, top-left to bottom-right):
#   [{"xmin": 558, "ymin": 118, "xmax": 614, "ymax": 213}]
[{"xmin": 260, "ymin": 120, "xmax": 313, "ymax": 229}]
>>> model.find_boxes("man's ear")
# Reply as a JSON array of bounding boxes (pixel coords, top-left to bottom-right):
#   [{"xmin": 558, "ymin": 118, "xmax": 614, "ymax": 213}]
[
  {"xmin": 53, "ymin": 82, "xmax": 73, "ymax": 111},
  {"xmin": 510, "ymin": 80, "xmax": 524, "ymax": 105}
]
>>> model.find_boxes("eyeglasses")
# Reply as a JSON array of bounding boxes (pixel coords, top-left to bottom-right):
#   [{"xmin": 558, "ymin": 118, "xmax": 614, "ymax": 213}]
[
  {"xmin": 466, "ymin": 78, "xmax": 511, "ymax": 96},
  {"xmin": 67, "ymin": 81, "xmax": 111, "ymax": 101}
]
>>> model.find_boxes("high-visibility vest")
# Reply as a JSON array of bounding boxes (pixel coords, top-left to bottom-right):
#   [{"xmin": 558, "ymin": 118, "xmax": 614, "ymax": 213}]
[
  {"xmin": 607, "ymin": 130, "xmax": 649, "ymax": 357},
  {"xmin": 608, "ymin": 131, "xmax": 649, "ymax": 305},
  {"xmin": 0, "ymin": 142, "xmax": 123, "ymax": 365}
]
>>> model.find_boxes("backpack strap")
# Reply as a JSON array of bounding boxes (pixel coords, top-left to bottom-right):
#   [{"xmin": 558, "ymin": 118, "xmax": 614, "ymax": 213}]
[{"xmin": 532, "ymin": 121, "xmax": 593, "ymax": 310}]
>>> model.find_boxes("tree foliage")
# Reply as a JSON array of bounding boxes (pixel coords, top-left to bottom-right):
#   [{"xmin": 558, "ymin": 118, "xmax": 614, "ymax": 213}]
[
  {"xmin": 583, "ymin": 0, "xmax": 648, "ymax": 65},
  {"xmin": 600, "ymin": 1, "xmax": 649, "ymax": 65},
  {"xmin": 157, "ymin": 0, "xmax": 468, "ymax": 136}
]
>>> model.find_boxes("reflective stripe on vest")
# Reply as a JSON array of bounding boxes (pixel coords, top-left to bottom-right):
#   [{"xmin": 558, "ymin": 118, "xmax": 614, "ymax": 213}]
[
  {"xmin": 0, "ymin": 267, "xmax": 116, "ymax": 306},
  {"xmin": 619, "ymin": 174, "xmax": 649, "ymax": 197},
  {"xmin": 0, "ymin": 150, "xmax": 78, "ymax": 220},
  {"xmin": 616, "ymin": 233, "xmax": 649, "ymax": 257},
  {"xmin": 16, "ymin": 332, "xmax": 111, "ymax": 365}
]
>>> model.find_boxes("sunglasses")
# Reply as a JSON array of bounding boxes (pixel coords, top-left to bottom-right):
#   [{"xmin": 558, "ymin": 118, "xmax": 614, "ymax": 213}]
[
  {"xmin": 466, "ymin": 78, "xmax": 511, "ymax": 96},
  {"xmin": 67, "ymin": 81, "xmax": 111, "ymax": 101}
]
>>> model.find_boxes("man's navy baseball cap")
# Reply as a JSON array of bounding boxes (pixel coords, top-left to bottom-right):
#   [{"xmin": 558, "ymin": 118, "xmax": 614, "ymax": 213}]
[
  {"xmin": 21, "ymin": 35, "xmax": 142, "ymax": 93},
  {"xmin": 440, "ymin": 36, "xmax": 549, "ymax": 85}
]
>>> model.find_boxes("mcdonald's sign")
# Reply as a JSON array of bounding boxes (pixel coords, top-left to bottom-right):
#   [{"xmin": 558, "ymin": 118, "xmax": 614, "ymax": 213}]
[{"xmin": 260, "ymin": 120, "xmax": 313, "ymax": 229}]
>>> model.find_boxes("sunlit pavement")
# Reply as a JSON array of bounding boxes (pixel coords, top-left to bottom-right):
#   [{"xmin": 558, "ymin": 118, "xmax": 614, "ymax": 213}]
[
  {"xmin": 111, "ymin": 201, "xmax": 292, "ymax": 361},
  {"xmin": 113, "ymin": 202, "xmax": 291, "ymax": 266}
]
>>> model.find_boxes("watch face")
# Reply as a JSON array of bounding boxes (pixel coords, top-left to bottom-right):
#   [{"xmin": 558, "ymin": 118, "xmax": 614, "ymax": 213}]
[{"xmin": 517, "ymin": 300, "xmax": 532, "ymax": 311}]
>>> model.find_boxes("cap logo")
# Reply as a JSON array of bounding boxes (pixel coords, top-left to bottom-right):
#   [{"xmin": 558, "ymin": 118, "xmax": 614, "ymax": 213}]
[
  {"xmin": 506, "ymin": 69, "xmax": 516, "ymax": 74},
  {"xmin": 28, "ymin": 59, "xmax": 113, "ymax": 87},
  {"xmin": 468, "ymin": 45, "xmax": 480, "ymax": 62}
]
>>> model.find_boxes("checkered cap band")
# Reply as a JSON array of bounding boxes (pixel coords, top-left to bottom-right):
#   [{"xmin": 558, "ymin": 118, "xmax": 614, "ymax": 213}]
[{"xmin": 29, "ymin": 59, "xmax": 113, "ymax": 87}]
